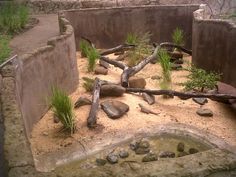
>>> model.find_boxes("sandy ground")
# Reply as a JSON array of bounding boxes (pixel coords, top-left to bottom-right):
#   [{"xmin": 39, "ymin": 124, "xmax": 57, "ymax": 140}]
[{"xmin": 30, "ymin": 52, "xmax": 236, "ymax": 160}]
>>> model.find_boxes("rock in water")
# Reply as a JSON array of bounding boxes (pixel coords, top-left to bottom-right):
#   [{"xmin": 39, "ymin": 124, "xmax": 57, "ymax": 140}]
[
  {"xmin": 96, "ymin": 158, "xmax": 107, "ymax": 166},
  {"xmin": 128, "ymin": 76, "xmax": 146, "ymax": 89},
  {"xmin": 159, "ymin": 151, "xmax": 175, "ymax": 158},
  {"xmin": 177, "ymin": 142, "xmax": 185, "ymax": 152},
  {"xmin": 142, "ymin": 93, "xmax": 155, "ymax": 105},
  {"xmin": 192, "ymin": 98, "xmax": 208, "ymax": 105},
  {"xmin": 100, "ymin": 84, "xmax": 125, "ymax": 97},
  {"xmin": 101, "ymin": 100, "xmax": 129, "ymax": 119},
  {"xmin": 94, "ymin": 65, "xmax": 108, "ymax": 75},
  {"xmin": 74, "ymin": 97, "xmax": 92, "ymax": 108},
  {"xmin": 196, "ymin": 108, "xmax": 213, "ymax": 117},
  {"xmin": 142, "ymin": 153, "xmax": 158, "ymax": 162},
  {"xmin": 119, "ymin": 150, "xmax": 129, "ymax": 158},
  {"xmin": 135, "ymin": 139, "xmax": 150, "ymax": 155},
  {"xmin": 106, "ymin": 153, "xmax": 118, "ymax": 164},
  {"xmin": 189, "ymin": 148, "xmax": 199, "ymax": 154}
]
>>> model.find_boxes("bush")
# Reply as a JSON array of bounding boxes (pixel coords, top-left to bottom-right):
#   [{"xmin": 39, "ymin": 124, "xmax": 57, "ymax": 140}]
[
  {"xmin": 0, "ymin": 2, "xmax": 29, "ymax": 34},
  {"xmin": 172, "ymin": 27, "xmax": 184, "ymax": 46},
  {"xmin": 0, "ymin": 35, "xmax": 11, "ymax": 64},
  {"xmin": 51, "ymin": 88, "xmax": 75, "ymax": 134},
  {"xmin": 125, "ymin": 32, "xmax": 138, "ymax": 45},
  {"xmin": 87, "ymin": 47, "xmax": 100, "ymax": 72},
  {"xmin": 82, "ymin": 77, "xmax": 94, "ymax": 92},
  {"xmin": 183, "ymin": 67, "xmax": 221, "ymax": 92},
  {"xmin": 79, "ymin": 39, "xmax": 90, "ymax": 57}
]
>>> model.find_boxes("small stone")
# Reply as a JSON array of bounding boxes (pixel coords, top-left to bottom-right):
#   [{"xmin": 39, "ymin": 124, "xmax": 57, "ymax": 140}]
[
  {"xmin": 130, "ymin": 140, "xmax": 140, "ymax": 151},
  {"xmin": 99, "ymin": 60, "xmax": 110, "ymax": 69},
  {"xmin": 95, "ymin": 65, "xmax": 108, "ymax": 75},
  {"xmin": 142, "ymin": 93, "xmax": 155, "ymax": 105},
  {"xmin": 101, "ymin": 100, "xmax": 129, "ymax": 119},
  {"xmin": 151, "ymin": 75, "xmax": 161, "ymax": 80},
  {"xmin": 171, "ymin": 63, "xmax": 182, "ymax": 70},
  {"xmin": 100, "ymin": 84, "xmax": 125, "ymax": 97},
  {"xmin": 189, "ymin": 148, "xmax": 199, "ymax": 154},
  {"xmin": 119, "ymin": 150, "xmax": 129, "ymax": 158},
  {"xmin": 74, "ymin": 97, "xmax": 92, "ymax": 108},
  {"xmin": 177, "ymin": 142, "xmax": 185, "ymax": 152},
  {"xmin": 106, "ymin": 153, "xmax": 119, "ymax": 164},
  {"xmin": 139, "ymin": 140, "xmax": 150, "ymax": 149},
  {"xmin": 96, "ymin": 158, "xmax": 107, "ymax": 166},
  {"xmin": 178, "ymin": 151, "xmax": 189, "ymax": 157},
  {"xmin": 135, "ymin": 147, "xmax": 150, "ymax": 155},
  {"xmin": 159, "ymin": 151, "xmax": 175, "ymax": 158},
  {"xmin": 142, "ymin": 153, "xmax": 158, "ymax": 162},
  {"xmin": 53, "ymin": 115, "xmax": 60, "ymax": 123},
  {"xmin": 128, "ymin": 76, "xmax": 146, "ymax": 89},
  {"xmin": 196, "ymin": 108, "xmax": 213, "ymax": 117},
  {"xmin": 192, "ymin": 98, "xmax": 208, "ymax": 105}
]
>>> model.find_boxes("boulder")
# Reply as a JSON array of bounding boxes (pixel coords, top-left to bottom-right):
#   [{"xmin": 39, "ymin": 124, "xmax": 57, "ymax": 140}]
[
  {"xmin": 100, "ymin": 84, "xmax": 125, "ymax": 97},
  {"xmin": 142, "ymin": 93, "xmax": 155, "ymax": 105},
  {"xmin": 95, "ymin": 65, "xmax": 108, "ymax": 75},
  {"xmin": 177, "ymin": 142, "xmax": 185, "ymax": 152},
  {"xmin": 196, "ymin": 108, "xmax": 213, "ymax": 117},
  {"xmin": 192, "ymin": 98, "xmax": 208, "ymax": 105},
  {"xmin": 101, "ymin": 100, "xmax": 129, "ymax": 119},
  {"xmin": 128, "ymin": 76, "xmax": 146, "ymax": 88},
  {"xmin": 142, "ymin": 153, "xmax": 158, "ymax": 162},
  {"xmin": 74, "ymin": 97, "xmax": 92, "ymax": 108}
]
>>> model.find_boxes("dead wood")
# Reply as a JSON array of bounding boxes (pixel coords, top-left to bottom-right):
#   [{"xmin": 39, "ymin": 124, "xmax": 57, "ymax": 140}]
[
  {"xmin": 100, "ymin": 44, "xmax": 135, "ymax": 56},
  {"xmin": 159, "ymin": 42, "xmax": 192, "ymax": 55}
]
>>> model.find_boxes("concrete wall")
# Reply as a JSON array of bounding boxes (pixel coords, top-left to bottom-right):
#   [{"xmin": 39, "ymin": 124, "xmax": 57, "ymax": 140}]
[
  {"xmin": 63, "ymin": 5, "xmax": 199, "ymax": 49},
  {"xmin": 192, "ymin": 5, "xmax": 236, "ymax": 88}
]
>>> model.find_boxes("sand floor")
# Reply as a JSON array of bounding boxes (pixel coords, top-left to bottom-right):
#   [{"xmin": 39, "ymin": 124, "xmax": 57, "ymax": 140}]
[{"xmin": 30, "ymin": 52, "xmax": 236, "ymax": 161}]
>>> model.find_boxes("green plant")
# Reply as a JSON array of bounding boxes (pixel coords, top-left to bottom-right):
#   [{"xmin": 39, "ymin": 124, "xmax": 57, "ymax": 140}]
[
  {"xmin": 172, "ymin": 27, "xmax": 184, "ymax": 46},
  {"xmin": 50, "ymin": 88, "xmax": 75, "ymax": 134},
  {"xmin": 158, "ymin": 49, "xmax": 172, "ymax": 89},
  {"xmin": 183, "ymin": 66, "xmax": 221, "ymax": 92},
  {"xmin": 0, "ymin": 35, "xmax": 11, "ymax": 64},
  {"xmin": 82, "ymin": 77, "xmax": 95, "ymax": 92},
  {"xmin": 79, "ymin": 39, "xmax": 90, "ymax": 57},
  {"xmin": 0, "ymin": 2, "xmax": 29, "ymax": 34},
  {"xmin": 125, "ymin": 33, "xmax": 138, "ymax": 45},
  {"xmin": 87, "ymin": 47, "xmax": 100, "ymax": 72}
]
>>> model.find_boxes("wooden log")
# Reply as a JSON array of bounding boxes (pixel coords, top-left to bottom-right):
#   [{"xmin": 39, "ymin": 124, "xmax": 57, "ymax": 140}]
[
  {"xmin": 100, "ymin": 44, "xmax": 135, "ymax": 56},
  {"xmin": 126, "ymin": 88, "xmax": 236, "ymax": 101},
  {"xmin": 159, "ymin": 42, "xmax": 192, "ymax": 55},
  {"xmin": 87, "ymin": 78, "xmax": 102, "ymax": 128},
  {"xmin": 100, "ymin": 56, "xmax": 126, "ymax": 70}
]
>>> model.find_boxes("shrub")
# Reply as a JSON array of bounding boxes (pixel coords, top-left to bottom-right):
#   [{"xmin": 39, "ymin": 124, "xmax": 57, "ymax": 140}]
[
  {"xmin": 172, "ymin": 27, "xmax": 184, "ymax": 46},
  {"xmin": 51, "ymin": 88, "xmax": 75, "ymax": 134},
  {"xmin": 0, "ymin": 2, "xmax": 29, "ymax": 34},
  {"xmin": 79, "ymin": 39, "xmax": 90, "ymax": 57},
  {"xmin": 87, "ymin": 47, "xmax": 100, "ymax": 72},
  {"xmin": 125, "ymin": 33, "xmax": 138, "ymax": 45},
  {"xmin": 183, "ymin": 66, "xmax": 221, "ymax": 92},
  {"xmin": 0, "ymin": 35, "xmax": 11, "ymax": 64},
  {"xmin": 82, "ymin": 77, "xmax": 95, "ymax": 92}
]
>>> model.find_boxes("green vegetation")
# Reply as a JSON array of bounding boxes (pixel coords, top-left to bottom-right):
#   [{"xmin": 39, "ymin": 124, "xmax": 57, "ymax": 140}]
[
  {"xmin": 79, "ymin": 39, "xmax": 90, "ymax": 57},
  {"xmin": 82, "ymin": 77, "xmax": 95, "ymax": 92},
  {"xmin": 0, "ymin": 35, "xmax": 11, "ymax": 64},
  {"xmin": 0, "ymin": 2, "xmax": 29, "ymax": 34},
  {"xmin": 50, "ymin": 88, "xmax": 75, "ymax": 134},
  {"xmin": 126, "ymin": 32, "xmax": 152, "ymax": 66},
  {"xmin": 172, "ymin": 27, "xmax": 184, "ymax": 46},
  {"xmin": 87, "ymin": 47, "xmax": 100, "ymax": 72},
  {"xmin": 183, "ymin": 66, "xmax": 221, "ymax": 92},
  {"xmin": 158, "ymin": 49, "xmax": 172, "ymax": 90}
]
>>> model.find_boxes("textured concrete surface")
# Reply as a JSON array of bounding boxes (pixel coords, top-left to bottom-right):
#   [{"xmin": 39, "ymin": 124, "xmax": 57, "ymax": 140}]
[{"xmin": 63, "ymin": 5, "xmax": 198, "ymax": 49}]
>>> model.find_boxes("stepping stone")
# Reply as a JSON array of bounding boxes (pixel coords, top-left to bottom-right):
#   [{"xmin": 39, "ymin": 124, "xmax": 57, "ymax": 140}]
[
  {"xmin": 142, "ymin": 93, "xmax": 155, "ymax": 105},
  {"xmin": 100, "ymin": 84, "xmax": 125, "ymax": 97},
  {"xmin": 142, "ymin": 153, "xmax": 158, "ymax": 162},
  {"xmin": 159, "ymin": 151, "xmax": 175, "ymax": 158},
  {"xmin": 196, "ymin": 108, "xmax": 213, "ymax": 117},
  {"xmin": 129, "ymin": 76, "xmax": 146, "ymax": 89},
  {"xmin": 74, "ymin": 97, "xmax": 92, "ymax": 108},
  {"xmin": 192, "ymin": 98, "xmax": 208, "ymax": 105},
  {"xmin": 95, "ymin": 65, "xmax": 108, "ymax": 75},
  {"xmin": 106, "ymin": 153, "xmax": 118, "ymax": 164},
  {"xmin": 101, "ymin": 100, "xmax": 129, "ymax": 119}
]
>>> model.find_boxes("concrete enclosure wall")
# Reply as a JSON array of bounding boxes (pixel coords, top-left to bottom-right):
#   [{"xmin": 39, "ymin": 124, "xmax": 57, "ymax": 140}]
[
  {"xmin": 63, "ymin": 5, "xmax": 199, "ymax": 49},
  {"xmin": 192, "ymin": 5, "xmax": 236, "ymax": 88}
]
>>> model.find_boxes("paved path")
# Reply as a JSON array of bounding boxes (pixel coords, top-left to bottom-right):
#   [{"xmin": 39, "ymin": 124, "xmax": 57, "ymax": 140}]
[{"xmin": 10, "ymin": 14, "xmax": 59, "ymax": 56}]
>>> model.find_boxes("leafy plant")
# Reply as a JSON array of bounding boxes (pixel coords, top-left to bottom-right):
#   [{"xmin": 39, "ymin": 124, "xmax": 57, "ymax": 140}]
[
  {"xmin": 125, "ymin": 33, "xmax": 138, "ymax": 45},
  {"xmin": 183, "ymin": 66, "xmax": 221, "ymax": 92},
  {"xmin": 0, "ymin": 2, "xmax": 29, "ymax": 34},
  {"xmin": 172, "ymin": 27, "xmax": 184, "ymax": 46},
  {"xmin": 158, "ymin": 49, "xmax": 172, "ymax": 90},
  {"xmin": 82, "ymin": 77, "xmax": 94, "ymax": 92},
  {"xmin": 87, "ymin": 47, "xmax": 100, "ymax": 72},
  {"xmin": 79, "ymin": 39, "xmax": 90, "ymax": 57},
  {"xmin": 50, "ymin": 88, "xmax": 75, "ymax": 134},
  {"xmin": 0, "ymin": 35, "xmax": 11, "ymax": 64}
]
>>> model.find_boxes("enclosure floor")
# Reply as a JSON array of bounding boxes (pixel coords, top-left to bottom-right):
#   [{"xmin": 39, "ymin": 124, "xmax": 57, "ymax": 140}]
[{"xmin": 30, "ymin": 52, "xmax": 236, "ymax": 170}]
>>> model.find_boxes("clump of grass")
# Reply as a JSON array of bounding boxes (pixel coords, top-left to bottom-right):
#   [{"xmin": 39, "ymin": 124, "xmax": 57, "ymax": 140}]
[
  {"xmin": 82, "ymin": 77, "xmax": 95, "ymax": 92},
  {"xmin": 0, "ymin": 35, "xmax": 11, "ymax": 64},
  {"xmin": 158, "ymin": 49, "xmax": 172, "ymax": 89},
  {"xmin": 79, "ymin": 39, "xmax": 90, "ymax": 57},
  {"xmin": 87, "ymin": 47, "xmax": 100, "ymax": 72},
  {"xmin": 0, "ymin": 2, "xmax": 29, "ymax": 34},
  {"xmin": 50, "ymin": 88, "xmax": 75, "ymax": 134},
  {"xmin": 125, "ymin": 33, "xmax": 138, "ymax": 45},
  {"xmin": 172, "ymin": 27, "xmax": 184, "ymax": 46},
  {"xmin": 183, "ymin": 66, "xmax": 221, "ymax": 92}
]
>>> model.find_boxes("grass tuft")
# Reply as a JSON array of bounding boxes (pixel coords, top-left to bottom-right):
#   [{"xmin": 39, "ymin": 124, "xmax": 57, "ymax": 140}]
[
  {"xmin": 172, "ymin": 27, "xmax": 184, "ymax": 46},
  {"xmin": 50, "ymin": 88, "xmax": 75, "ymax": 134},
  {"xmin": 79, "ymin": 39, "xmax": 90, "ymax": 57},
  {"xmin": 82, "ymin": 77, "xmax": 95, "ymax": 92},
  {"xmin": 87, "ymin": 47, "xmax": 100, "ymax": 72},
  {"xmin": 0, "ymin": 35, "xmax": 11, "ymax": 64}
]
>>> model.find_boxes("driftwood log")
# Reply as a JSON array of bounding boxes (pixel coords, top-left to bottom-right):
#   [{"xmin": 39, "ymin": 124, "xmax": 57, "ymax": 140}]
[
  {"xmin": 126, "ymin": 88, "xmax": 236, "ymax": 101},
  {"xmin": 87, "ymin": 77, "xmax": 102, "ymax": 128},
  {"xmin": 158, "ymin": 42, "xmax": 192, "ymax": 55},
  {"xmin": 100, "ymin": 44, "xmax": 135, "ymax": 56}
]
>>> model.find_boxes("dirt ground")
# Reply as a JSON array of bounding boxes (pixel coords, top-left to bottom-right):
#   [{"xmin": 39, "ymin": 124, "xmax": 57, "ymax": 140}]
[{"xmin": 30, "ymin": 52, "xmax": 236, "ymax": 162}]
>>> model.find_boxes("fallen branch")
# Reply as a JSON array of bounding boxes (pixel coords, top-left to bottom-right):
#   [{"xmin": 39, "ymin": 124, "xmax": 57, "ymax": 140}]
[
  {"xmin": 100, "ymin": 44, "xmax": 135, "ymax": 56},
  {"xmin": 87, "ymin": 78, "xmax": 101, "ymax": 128},
  {"xmin": 100, "ymin": 56, "xmax": 126, "ymax": 70},
  {"xmin": 126, "ymin": 88, "xmax": 236, "ymax": 101},
  {"xmin": 154, "ymin": 42, "xmax": 192, "ymax": 55}
]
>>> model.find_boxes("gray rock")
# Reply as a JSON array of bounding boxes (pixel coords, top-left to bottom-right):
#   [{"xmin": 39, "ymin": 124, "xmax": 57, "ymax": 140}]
[
  {"xmin": 171, "ymin": 63, "xmax": 182, "ymax": 70},
  {"xmin": 142, "ymin": 153, "xmax": 158, "ymax": 162},
  {"xmin": 130, "ymin": 140, "xmax": 140, "ymax": 151},
  {"xmin": 95, "ymin": 65, "xmax": 108, "ymax": 75},
  {"xmin": 177, "ymin": 142, "xmax": 185, "ymax": 152},
  {"xmin": 74, "ymin": 97, "xmax": 92, "ymax": 108},
  {"xmin": 119, "ymin": 150, "xmax": 129, "ymax": 158},
  {"xmin": 100, "ymin": 84, "xmax": 125, "ymax": 97},
  {"xmin": 196, "ymin": 108, "xmax": 213, "ymax": 117},
  {"xmin": 178, "ymin": 151, "xmax": 189, "ymax": 157},
  {"xmin": 101, "ymin": 100, "xmax": 129, "ymax": 119},
  {"xmin": 96, "ymin": 158, "xmax": 107, "ymax": 166},
  {"xmin": 142, "ymin": 93, "xmax": 155, "ymax": 105},
  {"xmin": 139, "ymin": 140, "xmax": 150, "ymax": 149},
  {"xmin": 129, "ymin": 76, "xmax": 146, "ymax": 88},
  {"xmin": 159, "ymin": 151, "xmax": 175, "ymax": 158},
  {"xmin": 193, "ymin": 98, "xmax": 208, "ymax": 105},
  {"xmin": 106, "ymin": 153, "xmax": 119, "ymax": 164},
  {"xmin": 99, "ymin": 60, "xmax": 110, "ymax": 69},
  {"xmin": 135, "ymin": 147, "xmax": 150, "ymax": 155},
  {"xmin": 189, "ymin": 148, "xmax": 199, "ymax": 154}
]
